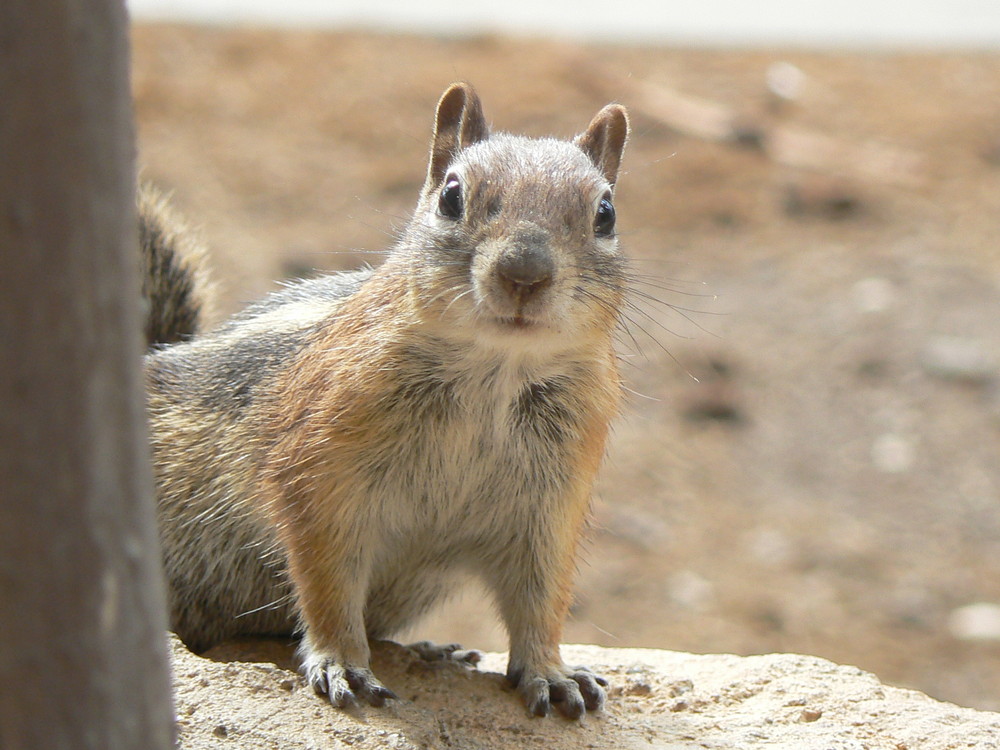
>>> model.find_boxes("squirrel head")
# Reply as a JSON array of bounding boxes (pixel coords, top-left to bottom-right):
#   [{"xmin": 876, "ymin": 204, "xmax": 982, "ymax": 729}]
[{"xmin": 404, "ymin": 83, "xmax": 630, "ymax": 355}]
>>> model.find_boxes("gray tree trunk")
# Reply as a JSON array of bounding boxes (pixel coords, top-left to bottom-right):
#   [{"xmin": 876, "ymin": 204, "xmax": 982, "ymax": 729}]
[{"xmin": 0, "ymin": 1, "xmax": 175, "ymax": 749}]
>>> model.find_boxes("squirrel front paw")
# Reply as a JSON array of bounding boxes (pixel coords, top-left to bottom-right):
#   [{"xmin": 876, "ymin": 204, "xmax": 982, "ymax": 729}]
[
  {"xmin": 302, "ymin": 653, "xmax": 397, "ymax": 708},
  {"xmin": 508, "ymin": 664, "xmax": 608, "ymax": 719}
]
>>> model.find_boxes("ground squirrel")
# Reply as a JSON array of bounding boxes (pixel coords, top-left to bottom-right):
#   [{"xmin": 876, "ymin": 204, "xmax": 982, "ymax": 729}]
[{"xmin": 145, "ymin": 83, "xmax": 629, "ymax": 719}]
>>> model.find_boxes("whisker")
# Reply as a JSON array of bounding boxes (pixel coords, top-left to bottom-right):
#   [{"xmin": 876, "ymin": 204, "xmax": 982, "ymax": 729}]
[
  {"xmin": 621, "ymin": 383, "xmax": 662, "ymax": 401},
  {"xmin": 625, "ymin": 276, "xmax": 718, "ymax": 300},
  {"xmin": 235, "ymin": 593, "xmax": 295, "ymax": 619},
  {"xmin": 441, "ymin": 287, "xmax": 475, "ymax": 317},
  {"xmin": 423, "ymin": 281, "xmax": 469, "ymax": 311},
  {"xmin": 621, "ymin": 300, "xmax": 696, "ymax": 341}
]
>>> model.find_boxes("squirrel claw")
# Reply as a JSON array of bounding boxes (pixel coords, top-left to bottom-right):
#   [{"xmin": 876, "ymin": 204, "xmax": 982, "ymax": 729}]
[
  {"xmin": 306, "ymin": 659, "xmax": 396, "ymax": 709},
  {"xmin": 513, "ymin": 667, "xmax": 607, "ymax": 719},
  {"xmin": 345, "ymin": 666, "xmax": 397, "ymax": 707}
]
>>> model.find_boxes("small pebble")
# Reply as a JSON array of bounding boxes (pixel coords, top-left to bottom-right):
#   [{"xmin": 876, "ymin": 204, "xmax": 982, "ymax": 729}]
[
  {"xmin": 668, "ymin": 570, "xmax": 714, "ymax": 611},
  {"xmin": 783, "ymin": 178, "xmax": 864, "ymax": 220},
  {"xmin": 624, "ymin": 679, "xmax": 653, "ymax": 696},
  {"xmin": 853, "ymin": 277, "xmax": 895, "ymax": 314},
  {"xmin": 668, "ymin": 679, "xmax": 694, "ymax": 697},
  {"xmin": 982, "ymin": 137, "xmax": 1000, "ymax": 166},
  {"xmin": 747, "ymin": 527, "xmax": 793, "ymax": 567},
  {"xmin": 919, "ymin": 336, "xmax": 996, "ymax": 385},
  {"xmin": 766, "ymin": 62, "xmax": 807, "ymax": 102},
  {"xmin": 947, "ymin": 602, "xmax": 1000, "ymax": 641},
  {"xmin": 871, "ymin": 433, "xmax": 916, "ymax": 474}
]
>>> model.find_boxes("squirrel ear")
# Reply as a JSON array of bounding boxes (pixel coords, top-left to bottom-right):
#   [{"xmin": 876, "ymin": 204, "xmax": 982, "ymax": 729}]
[
  {"xmin": 426, "ymin": 83, "xmax": 490, "ymax": 188},
  {"xmin": 575, "ymin": 104, "xmax": 629, "ymax": 188}
]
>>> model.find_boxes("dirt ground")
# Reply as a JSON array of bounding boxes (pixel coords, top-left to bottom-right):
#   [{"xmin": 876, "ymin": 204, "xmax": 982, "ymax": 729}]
[{"xmin": 132, "ymin": 24, "xmax": 1000, "ymax": 712}]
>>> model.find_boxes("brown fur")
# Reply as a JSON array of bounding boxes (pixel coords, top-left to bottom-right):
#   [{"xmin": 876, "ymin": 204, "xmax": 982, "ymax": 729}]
[{"xmin": 145, "ymin": 83, "xmax": 629, "ymax": 719}]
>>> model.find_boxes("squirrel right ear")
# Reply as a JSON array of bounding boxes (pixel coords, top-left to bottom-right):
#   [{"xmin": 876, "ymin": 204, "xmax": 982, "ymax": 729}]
[
  {"xmin": 575, "ymin": 104, "xmax": 630, "ymax": 188},
  {"xmin": 426, "ymin": 83, "xmax": 489, "ymax": 188}
]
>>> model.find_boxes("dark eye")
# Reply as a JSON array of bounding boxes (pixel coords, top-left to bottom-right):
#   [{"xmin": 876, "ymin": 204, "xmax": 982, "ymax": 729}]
[
  {"xmin": 594, "ymin": 195, "xmax": 616, "ymax": 237},
  {"xmin": 438, "ymin": 175, "xmax": 463, "ymax": 220}
]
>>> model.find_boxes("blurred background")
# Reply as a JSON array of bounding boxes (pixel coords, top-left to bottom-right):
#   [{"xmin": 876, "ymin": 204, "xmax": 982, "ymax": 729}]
[{"xmin": 128, "ymin": 1, "xmax": 1000, "ymax": 711}]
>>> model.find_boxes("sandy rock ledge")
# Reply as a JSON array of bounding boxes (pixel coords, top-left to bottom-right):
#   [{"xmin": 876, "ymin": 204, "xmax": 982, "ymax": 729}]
[{"xmin": 170, "ymin": 635, "xmax": 1000, "ymax": 749}]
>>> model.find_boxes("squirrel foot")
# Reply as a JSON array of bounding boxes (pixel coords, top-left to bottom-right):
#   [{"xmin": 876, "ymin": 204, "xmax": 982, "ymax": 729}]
[
  {"xmin": 304, "ymin": 656, "xmax": 397, "ymax": 708},
  {"xmin": 509, "ymin": 664, "xmax": 608, "ymax": 719},
  {"xmin": 405, "ymin": 640, "xmax": 482, "ymax": 666}
]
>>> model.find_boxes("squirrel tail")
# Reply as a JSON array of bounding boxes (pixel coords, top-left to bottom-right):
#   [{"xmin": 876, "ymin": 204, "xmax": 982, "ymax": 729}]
[{"xmin": 138, "ymin": 183, "xmax": 213, "ymax": 348}]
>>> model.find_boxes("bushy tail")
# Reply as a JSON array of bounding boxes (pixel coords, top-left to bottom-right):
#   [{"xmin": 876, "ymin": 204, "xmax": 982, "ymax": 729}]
[{"xmin": 138, "ymin": 183, "xmax": 213, "ymax": 348}]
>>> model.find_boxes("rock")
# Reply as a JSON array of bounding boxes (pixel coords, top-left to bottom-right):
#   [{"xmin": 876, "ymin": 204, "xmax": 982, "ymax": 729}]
[{"xmin": 170, "ymin": 635, "xmax": 1000, "ymax": 750}]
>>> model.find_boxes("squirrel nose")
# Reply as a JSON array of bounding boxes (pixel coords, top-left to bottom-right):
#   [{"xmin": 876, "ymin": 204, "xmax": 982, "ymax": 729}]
[{"xmin": 496, "ymin": 243, "xmax": 554, "ymax": 305}]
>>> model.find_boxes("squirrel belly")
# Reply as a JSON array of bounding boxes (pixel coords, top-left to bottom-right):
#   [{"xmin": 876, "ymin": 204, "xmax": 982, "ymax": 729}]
[{"xmin": 144, "ymin": 82, "xmax": 629, "ymax": 719}]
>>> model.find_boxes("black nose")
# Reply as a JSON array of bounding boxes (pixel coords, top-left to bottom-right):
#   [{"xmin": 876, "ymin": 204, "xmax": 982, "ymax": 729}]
[{"xmin": 496, "ymin": 243, "xmax": 554, "ymax": 305}]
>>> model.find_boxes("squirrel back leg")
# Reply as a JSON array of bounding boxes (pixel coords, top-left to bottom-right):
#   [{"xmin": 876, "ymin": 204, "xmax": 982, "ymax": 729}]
[{"xmin": 365, "ymin": 566, "xmax": 483, "ymax": 666}]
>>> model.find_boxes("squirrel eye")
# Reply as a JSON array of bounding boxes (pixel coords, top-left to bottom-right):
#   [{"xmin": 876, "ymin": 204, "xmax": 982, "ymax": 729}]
[
  {"xmin": 438, "ymin": 176, "xmax": 463, "ymax": 220},
  {"xmin": 594, "ymin": 195, "xmax": 616, "ymax": 237}
]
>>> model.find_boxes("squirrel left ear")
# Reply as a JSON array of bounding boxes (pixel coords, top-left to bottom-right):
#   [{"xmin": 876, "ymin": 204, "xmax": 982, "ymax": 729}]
[
  {"xmin": 426, "ymin": 82, "xmax": 490, "ymax": 189},
  {"xmin": 575, "ymin": 104, "xmax": 629, "ymax": 188}
]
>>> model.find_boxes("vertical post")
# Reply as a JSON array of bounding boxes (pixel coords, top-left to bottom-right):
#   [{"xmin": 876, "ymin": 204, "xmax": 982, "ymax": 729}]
[{"xmin": 0, "ymin": 2, "xmax": 175, "ymax": 749}]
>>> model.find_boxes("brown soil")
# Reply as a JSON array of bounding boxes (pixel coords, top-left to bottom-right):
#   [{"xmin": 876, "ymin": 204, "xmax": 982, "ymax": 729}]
[{"xmin": 133, "ymin": 24, "xmax": 1000, "ymax": 711}]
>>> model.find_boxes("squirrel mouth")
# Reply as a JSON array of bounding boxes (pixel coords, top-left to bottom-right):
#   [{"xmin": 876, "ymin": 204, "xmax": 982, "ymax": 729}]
[{"xmin": 495, "ymin": 314, "xmax": 539, "ymax": 330}]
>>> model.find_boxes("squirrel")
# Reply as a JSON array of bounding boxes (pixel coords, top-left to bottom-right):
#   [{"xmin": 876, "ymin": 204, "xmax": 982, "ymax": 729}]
[{"xmin": 144, "ymin": 82, "xmax": 630, "ymax": 719}]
